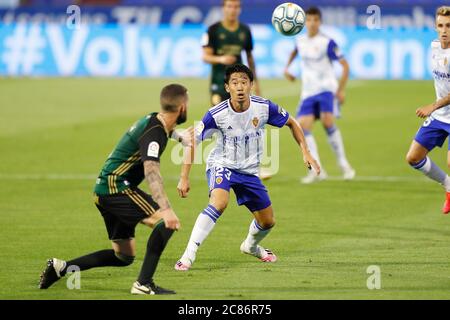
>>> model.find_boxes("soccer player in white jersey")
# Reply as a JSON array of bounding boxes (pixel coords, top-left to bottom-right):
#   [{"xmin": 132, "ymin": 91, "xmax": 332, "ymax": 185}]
[
  {"xmin": 284, "ymin": 7, "xmax": 355, "ymax": 184},
  {"xmin": 174, "ymin": 64, "xmax": 320, "ymax": 270},
  {"xmin": 406, "ymin": 6, "xmax": 450, "ymax": 213}
]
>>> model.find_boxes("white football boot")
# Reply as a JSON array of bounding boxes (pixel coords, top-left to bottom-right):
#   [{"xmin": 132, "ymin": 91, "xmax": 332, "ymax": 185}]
[{"xmin": 240, "ymin": 241, "xmax": 277, "ymax": 262}]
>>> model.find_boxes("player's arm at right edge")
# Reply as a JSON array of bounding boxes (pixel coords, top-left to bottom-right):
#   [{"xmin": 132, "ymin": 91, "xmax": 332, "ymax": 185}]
[
  {"xmin": 416, "ymin": 93, "xmax": 450, "ymax": 118},
  {"xmin": 177, "ymin": 112, "xmax": 218, "ymax": 198},
  {"xmin": 329, "ymin": 39, "xmax": 350, "ymax": 104}
]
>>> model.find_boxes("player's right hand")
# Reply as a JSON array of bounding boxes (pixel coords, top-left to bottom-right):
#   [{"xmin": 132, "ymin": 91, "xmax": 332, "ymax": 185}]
[
  {"xmin": 221, "ymin": 55, "xmax": 237, "ymax": 65},
  {"xmin": 160, "ymin": 208, "xmax": 181, "ymax": 231},
  {"xmin": 416, "ymin": 103, "xmax": 436, "ymax": 118},
  {"xmin": 303, "ymin": 153, "xmax": 321, "ymax": 175},
  {"xmin": 177, "ymin": 177, "xmax": 190, "ymax": 198}
]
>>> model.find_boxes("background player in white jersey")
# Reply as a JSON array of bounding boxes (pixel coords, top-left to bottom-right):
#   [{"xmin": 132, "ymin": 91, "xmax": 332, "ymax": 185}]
[
  {"xmin": 406, "ymin": 6, "xmax": 450, "ymax": 213},
  {"xmin": 174, "ymin": 64, "xmax": 320, "ymax": 270},
  {"xmin": 284, "ymin": 7, "xmax": 355, "ymax": 184}
]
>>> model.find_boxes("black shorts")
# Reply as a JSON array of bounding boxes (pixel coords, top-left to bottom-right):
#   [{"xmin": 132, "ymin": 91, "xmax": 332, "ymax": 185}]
[{"xmin": 94, "ymin": 188, "xmax": 159, "ymax": 241}]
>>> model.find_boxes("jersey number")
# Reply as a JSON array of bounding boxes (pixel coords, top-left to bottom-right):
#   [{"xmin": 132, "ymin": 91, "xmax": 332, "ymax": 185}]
[{"xmin": 215, "ymin": 167, "xmax": 232, "ymax": 181}]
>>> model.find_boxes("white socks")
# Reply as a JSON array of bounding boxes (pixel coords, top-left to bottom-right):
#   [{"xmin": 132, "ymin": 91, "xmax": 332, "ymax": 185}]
[
  {"xmin": 181, "ymin": 205, "xmax": 221, "ymax": 264},
  {"xmin": 411, "ymin": 156, "xmax": 450, "ymax": 191},
  {"xmin": 304, "ymin": 131, "xmax": 322, "ymax": 166},
  {"xmin": 243, "ymin": 219, "xmax": 272, "ymax": 252},
  {"xmin": 326, "ymin": 126, "xmax": 351, "ymax": 169},
  {"xmin": 305, "ymin": 126, "xmax": 351, "ymax": 169}
]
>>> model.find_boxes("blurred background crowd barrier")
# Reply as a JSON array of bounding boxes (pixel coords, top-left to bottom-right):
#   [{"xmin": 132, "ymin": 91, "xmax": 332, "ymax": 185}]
[{"xmin": 0, "ymin": 0, "xmax": 445, "ymax": 78}]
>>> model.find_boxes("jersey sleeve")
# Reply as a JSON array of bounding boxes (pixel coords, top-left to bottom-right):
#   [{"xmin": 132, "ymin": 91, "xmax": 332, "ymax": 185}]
[
  {"xmin": 327, "ymin": 39, "xmax": 344, "ymax": 61},
  {"xmin": 195, "ymin": 111, "xmax": 218, "ymax": 142},
  {"xmin": 138, "ymin": 125, "xmax": 167, "ymax": 162},
  {"xmin": 201, "ymin": 26, "xmax": 215, "ymax": 48},
  {"xmin": 267, "ymin": 100, "xmax": 289, "ymax": 128}
]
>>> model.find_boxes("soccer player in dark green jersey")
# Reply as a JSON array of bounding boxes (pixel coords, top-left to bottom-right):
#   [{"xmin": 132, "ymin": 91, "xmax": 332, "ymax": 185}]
[
  {"xmin": 202, "ymin": 0, "xmax": 261, "ymax": 106},
  {"xmin": 39, "ymin": 84, "xmax": 192, "ymax": 295}
]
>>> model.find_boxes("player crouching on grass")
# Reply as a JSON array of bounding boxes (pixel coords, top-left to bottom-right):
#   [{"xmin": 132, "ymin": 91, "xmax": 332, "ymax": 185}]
[
  {"xmin": 174, "ymin": 64, "xmax": 320, "ymax": 271},
  {"xmin": 39, "ymin": 84, "xmax": 193, "ymax": 295},
  {"xmin": 406, "ymin": 6, "xmax": 450, "ymax": 213}
]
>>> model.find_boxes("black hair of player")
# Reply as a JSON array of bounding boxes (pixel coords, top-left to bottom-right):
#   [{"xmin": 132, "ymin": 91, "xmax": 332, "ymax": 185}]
[
  {"xmin": 160, "ymin": 84, "xmax": 188, "ymax": 113},
  {"xmin": 305, "ymin": 6, "xmax": 322, "ymax": 20},
  {"xmin": 224, "ymin": 64, "xmax": 254, "ymax": 84}
]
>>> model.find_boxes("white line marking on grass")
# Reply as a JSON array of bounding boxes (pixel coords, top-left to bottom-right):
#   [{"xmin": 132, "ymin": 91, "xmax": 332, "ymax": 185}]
[{"xmin": 0, "ymin": 173, "xmax": 429, "ymax": 183}]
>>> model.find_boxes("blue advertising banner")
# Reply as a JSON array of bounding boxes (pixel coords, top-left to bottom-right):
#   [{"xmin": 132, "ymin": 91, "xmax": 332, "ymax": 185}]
[
  {"xmin": 0, "ymin": 24, "xmax": 437, "ymax": 79},
  {"xmin": 0, "ymin": 1, "xmax": 445, "ymax": 28}
]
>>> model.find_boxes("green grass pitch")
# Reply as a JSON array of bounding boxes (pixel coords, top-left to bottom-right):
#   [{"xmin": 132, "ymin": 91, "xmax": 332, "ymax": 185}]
[{"xmin": 1, "ymin": 78, "xmax": 450, "ymax": 300}]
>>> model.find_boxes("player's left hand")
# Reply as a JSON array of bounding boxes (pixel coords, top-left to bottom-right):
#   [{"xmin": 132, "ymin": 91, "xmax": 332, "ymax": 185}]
[
  {"xmin": 303, "ymin": 152, "xmax": 321, "ymax": 175},
  {"xmin": 336, "ymin": 90, "xmax": 345, "ymax": 104},
  {"xmin": 177, "ymin": 177, "xmax": 190, "ymax": 198},
  {"xmin": 416, "ymin": 104, "xmax": 436, "ymax": 118}
]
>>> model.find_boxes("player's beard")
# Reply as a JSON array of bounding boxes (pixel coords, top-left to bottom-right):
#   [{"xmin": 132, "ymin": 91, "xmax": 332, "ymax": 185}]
[{"xmin": 176, "ymin": 109, "xmax": 187, "ymax": 124}]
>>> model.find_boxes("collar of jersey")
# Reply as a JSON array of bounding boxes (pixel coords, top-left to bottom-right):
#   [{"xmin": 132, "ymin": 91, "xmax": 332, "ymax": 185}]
[{"xmin": 228, "ymin": 98, "xmax": 251, "ymax": 115}]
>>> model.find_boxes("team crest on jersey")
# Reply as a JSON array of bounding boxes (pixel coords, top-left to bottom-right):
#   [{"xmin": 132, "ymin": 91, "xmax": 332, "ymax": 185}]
[
  {"xmin": 239, "ymin": 32, "xmax": 246, "ymax": 41},
  {"xmin": 216, "ymin": 176, "xmax": 223, "ymax": 184},
  {"xmin": 219, "ymin": 33, "xmax": 226, "ymax": 40},
  {"xmin": 252, "ymin": 117, "xmax": 259, "ymax": 127}
]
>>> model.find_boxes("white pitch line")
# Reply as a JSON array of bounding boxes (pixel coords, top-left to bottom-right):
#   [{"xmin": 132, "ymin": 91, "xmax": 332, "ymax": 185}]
[
  {"xmin": 263, "ymin": 80, "xmax": 368, "ymax": 100},
  {"xmin": 0, "ymin": 173, "xmax": 430, "ymax": 183}
]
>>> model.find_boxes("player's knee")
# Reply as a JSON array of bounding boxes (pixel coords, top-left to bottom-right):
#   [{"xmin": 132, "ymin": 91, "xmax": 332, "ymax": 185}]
[
  {"xmin": 321, "ymin": 117, "xmax": 334, "ymax": 129},
  {"xmin": 299, "ymin": 119, "xmax": 312, "ymax": 131},
  {"xmin": 406, "ymin": 151, "xmax": 423, "ymax": 165},
  {"xmin": 213, "ymin": 202, "xmax": 227, "ymax": 213},
  {"xmin": 258, "ymin": 218, "xmax": 275, "ymax": 229},
  {"xmin": 114, "ymin": 252, "xmax": 135, "ymax": 266}
]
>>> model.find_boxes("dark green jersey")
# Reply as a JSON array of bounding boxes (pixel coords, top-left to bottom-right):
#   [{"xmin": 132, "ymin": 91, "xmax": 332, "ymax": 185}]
[
  {"xmin": 202, "ymin": 22, "xmax": 253, "ymax": 93},
  {"xmin": 94, "ymin": 113, "xmax": 168, "ymax": 195}
]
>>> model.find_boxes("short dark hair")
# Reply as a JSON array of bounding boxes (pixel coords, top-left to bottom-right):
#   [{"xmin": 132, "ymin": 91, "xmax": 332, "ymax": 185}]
[
  {"xmin": 160, "ymin": 84, "xmax": 188, "ymax": 112},
  {"xmin": 305, "ymin": 6, "xmax": 322, "ymax": 20},
  {"xmin": 224, "ymin": 64, "xmax": 254, "ymax": 84}
]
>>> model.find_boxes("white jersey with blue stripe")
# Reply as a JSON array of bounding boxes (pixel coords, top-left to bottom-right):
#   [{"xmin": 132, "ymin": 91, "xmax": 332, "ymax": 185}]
[
  {"xmin": 430, "ymin": 40, "xmax": 450, "ymax": 124},
  {"xmin": 295, "ymin": 32, "xmax": 343, "ymax": 100},
  {"xmin": 195, "ymin": 96, "xmax": 289, "ymax": 175}
]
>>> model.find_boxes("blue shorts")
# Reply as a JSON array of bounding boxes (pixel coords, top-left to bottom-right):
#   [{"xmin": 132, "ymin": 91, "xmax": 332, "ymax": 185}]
[
  {"xmin": 415, "ymin": 117, "xmax": 450, "ymax": 151},
  {"xmin": 206, "ymin": 166, "xmax": 271, "ymax": 212},
  {"xmin": 296, "ymin": 91, "xmax": 340, "ymax": 119}
]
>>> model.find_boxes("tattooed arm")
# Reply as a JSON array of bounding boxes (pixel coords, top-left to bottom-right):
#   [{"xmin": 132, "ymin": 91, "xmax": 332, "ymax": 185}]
[
  {"xmin": 143, "ymin": 160, "xmax": 180, "ymax": 230},
  {"xmin": 144, "ymin": 160, "xmax": 170, "ymax": 210}
]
